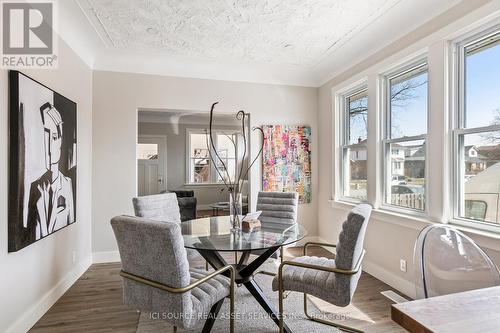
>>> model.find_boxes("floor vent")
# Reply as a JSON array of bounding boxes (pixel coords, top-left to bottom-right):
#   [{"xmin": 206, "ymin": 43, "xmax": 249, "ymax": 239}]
[{"xmin": 380, "ymin": 290, "xmax": 409, "ymax": 303}]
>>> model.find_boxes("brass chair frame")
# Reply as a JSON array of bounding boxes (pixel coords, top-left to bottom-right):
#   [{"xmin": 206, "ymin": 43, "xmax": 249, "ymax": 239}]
[
  {"xmin": 255, "ymin": 224, "xmax": 297, "ymax": 277},
  {"xmin": 278, "ymin": 242, "xmax": 366, "ymax": 333},
  {"xmin": 120, "ymin": 265, "xmax": 235, "ymax": 333}
]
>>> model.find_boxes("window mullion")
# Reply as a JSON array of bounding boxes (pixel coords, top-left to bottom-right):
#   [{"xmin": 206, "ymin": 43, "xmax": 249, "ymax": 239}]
[
  {"xmin": 454, "ymin": 124, "xmax": 500, "ymax": 136},
  {"xmin": 344, "ymin": 95, "xmax": 349, "ymax": 146},
  {"xmin": 384, "ymin": 134, "xmax": 427, "ymax": 144},
  {"xmin": 211, "ymin": 135, "xmax": 217, "ymax": 183}
]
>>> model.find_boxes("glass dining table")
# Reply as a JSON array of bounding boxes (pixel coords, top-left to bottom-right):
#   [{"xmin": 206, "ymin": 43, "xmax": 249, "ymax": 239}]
[{"xmin": 181, "ymin": 216, "xmax": 307, "ymax": 333}]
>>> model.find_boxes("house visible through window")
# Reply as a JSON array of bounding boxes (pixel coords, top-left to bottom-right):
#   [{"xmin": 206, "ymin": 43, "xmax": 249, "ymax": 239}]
[
  {"xmin": 341, "ymin": 88, "xmax": 368, "ymax": 201},
  {"xmin": 384, "ymin": 62, "xmax": 428, "ymax": 211},
  {"xmin": 455, "ymin": 30, "xmax": 500, "ymax": 226}
]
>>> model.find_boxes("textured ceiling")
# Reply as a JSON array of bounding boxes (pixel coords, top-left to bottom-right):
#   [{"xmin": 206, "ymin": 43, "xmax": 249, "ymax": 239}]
[{"xmin": 78, "ymin": 0, "xmax": 400, "ymax": 67}]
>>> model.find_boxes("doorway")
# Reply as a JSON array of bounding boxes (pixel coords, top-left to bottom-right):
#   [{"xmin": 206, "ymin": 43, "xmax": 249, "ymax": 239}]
[
  {"xmin": 137, "ymin": 135, "xmax": 167, "ymax": 196},
  {"xmin": 136, "ymin": 109, "xmax": 252, "ymax": 213}
]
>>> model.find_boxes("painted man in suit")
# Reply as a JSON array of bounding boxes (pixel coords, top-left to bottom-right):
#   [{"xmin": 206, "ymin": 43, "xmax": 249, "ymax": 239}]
[{"xmin": 28, "ymin": 102, "xmax": 74, "ymax": 240}]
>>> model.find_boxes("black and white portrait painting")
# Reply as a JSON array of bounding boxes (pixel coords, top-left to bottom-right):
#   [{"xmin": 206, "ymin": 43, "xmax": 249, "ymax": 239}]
[{"xmin": 9, "ymin": 71, "xmax": 77, "ymax": 252}]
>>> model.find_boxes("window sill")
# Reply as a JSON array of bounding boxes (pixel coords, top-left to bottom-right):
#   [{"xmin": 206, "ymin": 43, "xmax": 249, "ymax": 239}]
[
  {"xmin": 448, "ymin": 219, "xmax": 500, "ymax": 242},
  {"xmin": 183, "ymin": 183, "xmax": 232, "ymax": 187},
  {"xmin": 329, "ymin": 199, "xmax": 431, "ymax": 231},
  {"xmin": 329, "ymin": 199, "xmax": 357, "ymax": 210},
  {"xmin": 335, "ymin": 197, "xmax": 363, "ymax": 205},
  {"xmin": 329, "ymin": 199, "xmax": 500, "ymax": 251},
  {"xmin": 371, "ymin": 207, "xmax": 432, "ymax": 231}
]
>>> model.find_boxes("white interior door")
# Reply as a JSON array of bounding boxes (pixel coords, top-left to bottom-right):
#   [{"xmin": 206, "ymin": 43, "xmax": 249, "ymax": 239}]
[
  {"xmin": 137, "ymin": 136, "xmax": 167, "ymax": 196},
  {"xmin": 138, "ymin": 160, "xmax": 159, "ymax": 196}
]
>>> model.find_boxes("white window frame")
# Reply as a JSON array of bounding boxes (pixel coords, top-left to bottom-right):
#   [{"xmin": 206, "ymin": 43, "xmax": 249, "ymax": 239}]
[
  {"xmin": 339, "ymin": 85, "xmax": 369, "ymax": 203},
  {"xmin": 214, "ymin": 132, "xmax": 238, "ymax": 184},
  {"xmin": 451, "ymin": 25, "xmax": 500, "ymax": 232},
  {"xmin": 185, "ymin": 128, "xmax": 239, "ymax": 185},
  {"xmin": 381, "ymin": 59, "xmax": 429, "ymax": 216}
]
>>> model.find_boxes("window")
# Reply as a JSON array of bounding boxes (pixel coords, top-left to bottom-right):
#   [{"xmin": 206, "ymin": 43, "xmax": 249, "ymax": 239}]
[
  {"xmin": 215, "ymin": 133, "xmax": 237, "ymax": 183},
  {"xmin": 454, "ymin": 29, "xmax": 500, "ymax": 227},
  {"xmin": 187, "ymin": 130, "xmax": 238, "ymax": 184},
  {"xmin": 384, "ymin": 62, "xmax": 428, "ymax": 212},
  {"xmin": 465, "ymin": 200, "xmax": 487, "ymax": 221},
  {"xmin": 188, "ymin": 133, "xmax": 211, "ymax": 183},
  {"xmin": 340, "ymin": 88, "xmax": 368, "ymax": 201},
  {"xmin": 137, "ymin": 143, "xmax": 158, "ymax": 160}
]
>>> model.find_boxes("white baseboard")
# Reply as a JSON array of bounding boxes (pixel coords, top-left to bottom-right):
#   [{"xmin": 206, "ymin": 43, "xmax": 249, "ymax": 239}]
[
  {"xmin": 362, "ymin": 260, "xmax": 416, "ymax": 299},
  {"xmin": 5, "ymin": 256, "xmax": 92, "ymax": 333},
  {"xmin": 92, "ymin": 250, "xmax": 121, "ymax": 264}
]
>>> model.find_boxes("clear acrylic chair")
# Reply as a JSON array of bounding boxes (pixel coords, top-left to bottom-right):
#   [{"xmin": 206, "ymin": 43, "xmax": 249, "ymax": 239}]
[{"xmin": 414, "ymin": 224, "xmax": 500, "ymax": 299}]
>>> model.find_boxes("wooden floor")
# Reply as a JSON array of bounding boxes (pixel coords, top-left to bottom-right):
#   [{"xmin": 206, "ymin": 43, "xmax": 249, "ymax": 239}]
[{"xmin": 30, "ymin": 246, "xmax": 406, "ymax": 333}]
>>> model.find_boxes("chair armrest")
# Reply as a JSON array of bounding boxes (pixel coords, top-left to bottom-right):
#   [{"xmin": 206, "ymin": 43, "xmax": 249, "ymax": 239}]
[
  {"xmin": 303, "ymin": 241, "xmax": 337, "ymax": 256},
  {"xmin": 279, "ymin": 249, "xmax": 365, "ymax": 277},
  {"xmin": 120, "ymin": 265, "xmax": 235, "ymax": 293}
]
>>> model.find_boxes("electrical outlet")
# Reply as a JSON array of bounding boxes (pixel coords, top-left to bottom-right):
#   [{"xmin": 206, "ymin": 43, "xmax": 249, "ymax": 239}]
[
  {"xmin": 400, "ymin": 259, "xmax": 407, "ymax": 273},
  {"xmin": 72, "ymin": 251, "xmax": 76, "ymax": 264}
]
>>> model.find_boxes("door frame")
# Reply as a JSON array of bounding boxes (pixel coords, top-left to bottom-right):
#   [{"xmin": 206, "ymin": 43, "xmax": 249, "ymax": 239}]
[
  {"xmin": 136, "ymin": 109, "xmax": 253, "ymax": 210},
  {"xmin": 137, "ymin": 135, "xmax": 168, "ymax": 194}
]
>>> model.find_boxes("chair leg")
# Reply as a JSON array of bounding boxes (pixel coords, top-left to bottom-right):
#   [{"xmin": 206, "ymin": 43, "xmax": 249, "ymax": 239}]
[
  {"xmin": 278, "ymin": 275, "xmax": 285, "ymax": 333},
  {"xmin": 234, "ymin": 251, "xmax": 238, "ymax": 264},
  {"xmin": 205, "ymin": 260, "xmax": 209, "ymax": 271},
  {"xmin": 279, "ymin": 247, "xmax": 292, "ymax": 297},
  {"xmin": 303, "ymin": 294, "xmax": 364, "ymax": 333},
  {"xmin": 229, "ymin": 274, "xmax": 235, "ymax": 333},
  {"xmin": 173, "ymin": 326, "xmax": 177, "ymax": 333}
]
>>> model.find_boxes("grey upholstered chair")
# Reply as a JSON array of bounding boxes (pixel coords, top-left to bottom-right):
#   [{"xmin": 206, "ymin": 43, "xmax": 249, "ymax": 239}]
[
  {"xmin": 162, "ymin": 190, "xmax": 198, "ymax": 221},
  {"xmin": 253, "ymin": 191, "xmax": 299, "ymax": 260},
  {"xmin": 132, "ymin": 192, "xmax": 182, "ymax": 221},
  {"xmin": 132, "ymin": 193, "xmax": 201, "ymax": 263},
  {"xmin": 257, "ymin": 191, "xmax": 299, "ymax": 226},
  {"xmin": 273, "ymin": 203, "xmax": 372, "ymax": 333},
  {"xmin": 111, "ymin": 215, "xmax": 235, "ymax": 333}
]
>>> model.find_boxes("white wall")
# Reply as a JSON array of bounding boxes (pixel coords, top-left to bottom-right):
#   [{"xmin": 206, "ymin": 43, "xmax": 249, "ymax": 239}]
[
  {"xmin": 317, "ymin": 0, "xmax": 500, "ymax": 298},
  {"xmin": 138, "ymin": 121, "xmax": 244, "ymax": 207},
  {"xmin": 0, "ymin": 40, "xmax": 93, "ymax": 332},
  {"xmin": 92, "ymin": 71, "xmax": 318, "ymax": 257},
  {"xmin": 5, "ymin": 2, "xmax": 499, "ymax": 331}
]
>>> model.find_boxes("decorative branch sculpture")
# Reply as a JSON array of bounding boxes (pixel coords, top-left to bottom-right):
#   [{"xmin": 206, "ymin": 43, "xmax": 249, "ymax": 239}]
[{"xmin": 206, "ymin": 102, "xmax": 264, "ymax": 229}]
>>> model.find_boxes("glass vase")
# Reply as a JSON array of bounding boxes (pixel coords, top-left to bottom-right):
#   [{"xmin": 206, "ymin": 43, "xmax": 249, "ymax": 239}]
[{"xmin": 229, "ymin": 192, "xmax": 242, "ymax": 230}]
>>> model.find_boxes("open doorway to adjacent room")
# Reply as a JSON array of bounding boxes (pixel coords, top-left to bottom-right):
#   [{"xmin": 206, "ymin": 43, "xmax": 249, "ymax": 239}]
[{"xmin": 137, "ymin": 109, "xmax": 251, "ymax": 218}]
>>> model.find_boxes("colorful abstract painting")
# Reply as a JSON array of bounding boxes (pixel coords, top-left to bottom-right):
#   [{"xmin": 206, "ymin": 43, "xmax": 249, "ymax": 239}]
[{"xmin": 262, "ymin": 125, "xmax": 311, "ymax": 204}]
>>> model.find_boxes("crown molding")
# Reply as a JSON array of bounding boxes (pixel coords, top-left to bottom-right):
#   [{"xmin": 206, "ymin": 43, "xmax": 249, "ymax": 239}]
[{"xmin": 56, "ymin": 0, "xmax": 469, "ymax": 88}]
